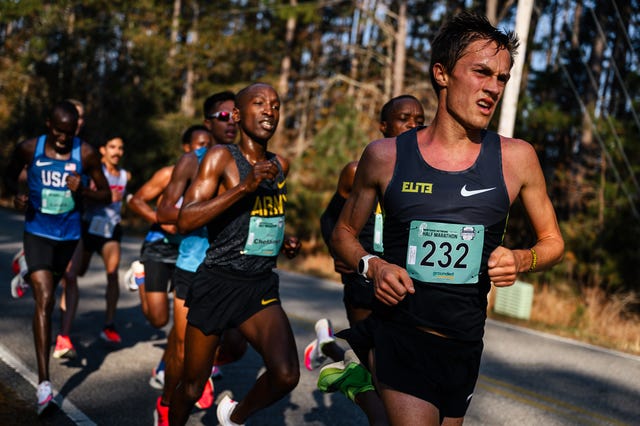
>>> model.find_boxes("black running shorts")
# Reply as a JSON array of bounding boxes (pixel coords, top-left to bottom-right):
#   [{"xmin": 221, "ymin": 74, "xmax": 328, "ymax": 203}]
[
  {"xmin": 172, "ymin": 266, "xmax": 194, "ymax": 300},
  {"xmin": 140, "ymin": 239, "xmax": 179, "ymax": 264},
  {"xmin": 23, "ymin": 232, "xmax": 79, "ymax": 280},
  {"xmin": 342, "ymin": 272, "xmax": 375, "ymax": 310},
  {"xmin": 143, "ymin": 259, "xmax": 175, "ymax": 293},
  {"xmin": 374, "ymin": 320, "xmax": 483, "ymax": 418},
  {"xmin": 81, "ymin": 221, "xmax": 123, "ymax": 254},
  {"xmin": 185, "ymin": 266, "xmax": 280, "ymax": 336}
]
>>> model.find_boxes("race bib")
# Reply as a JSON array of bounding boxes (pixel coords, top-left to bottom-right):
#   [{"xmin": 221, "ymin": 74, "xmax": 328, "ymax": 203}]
[
  {"xmin": 88, "ymin": 215, "xmax": 115, "ymax": 238},
  {"xmin": 373, "ymin": 212, "xmax": 384, "ymax": 253},
  {"xmin": 406, "ymin": 221, "xmax": 484, "ymax": 284},
  {"xmin": 41, "ymin": 188, "xmax": 75, "ymax": 214},
  {"xmin": 243, "ymin": 216, "xmax": 285, "ymax": 256}
]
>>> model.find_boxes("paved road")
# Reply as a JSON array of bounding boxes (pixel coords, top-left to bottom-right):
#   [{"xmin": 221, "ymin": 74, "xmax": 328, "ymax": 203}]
[{"xmin": 0, "ymin": 206, "xmax": 638, "ymax": 425}]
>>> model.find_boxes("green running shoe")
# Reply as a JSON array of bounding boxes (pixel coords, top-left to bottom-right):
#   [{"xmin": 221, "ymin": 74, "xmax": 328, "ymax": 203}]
[{"xmin": 317, "ymin": 360, "xmax": 375, "ymax": 401}]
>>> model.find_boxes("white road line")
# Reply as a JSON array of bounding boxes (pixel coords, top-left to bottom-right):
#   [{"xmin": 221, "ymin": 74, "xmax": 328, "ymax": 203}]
[{"xmin": 0, "ymin": 342, "xmax": 96, "ymax": 425}]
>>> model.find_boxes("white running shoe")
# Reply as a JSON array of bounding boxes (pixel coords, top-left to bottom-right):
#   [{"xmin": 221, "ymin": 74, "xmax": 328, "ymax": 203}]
[
  {"xmin": 149, "ymin": 364, "xmax": 165, "ymax": 389},
  {"xmin": 303, "ymin": 318, "xmax": 335, "ymax": 370},
  {"xmin": 10, "ymin": 249, "xmax": 29, "ymax": 299},
  {"xmin": 37, "ymin": 380, "xmax": 54, "ymax": 416},
  {"xmin": 10, "ymin": 273, "xmax": 29, "ymax": 299},
  {"xmin": 216, "ymin": 394, "xmax": 244, "ymax": 426},
  {"xmin": 124, "ymin": 260, "xmax": 144, "ymax": 292}
]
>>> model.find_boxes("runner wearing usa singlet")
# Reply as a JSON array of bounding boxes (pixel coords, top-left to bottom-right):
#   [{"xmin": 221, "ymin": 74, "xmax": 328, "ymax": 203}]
[
  {"xmin": 4, "ymin": 100, "xmax": 111, "ymax": 416},
  {"xmin": 25, "ymin": 135, "xmax": 84, "ymax": 243},
  {"xmin": 24, "ymin": 134, "xmax": 90, "ymax": 277}
]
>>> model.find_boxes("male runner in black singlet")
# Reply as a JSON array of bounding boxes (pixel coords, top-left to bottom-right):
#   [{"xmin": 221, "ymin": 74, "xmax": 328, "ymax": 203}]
[
  {"xmin": 332, "ymin": 12, "xmax": 565, "ymax": 426},
  {"xmin": 170, "ymin": 83, "xmax": 301, "ymax": 426},
  {"xmin": 305, "ymin": 95, "xmax": 425, "ymax": 426}
]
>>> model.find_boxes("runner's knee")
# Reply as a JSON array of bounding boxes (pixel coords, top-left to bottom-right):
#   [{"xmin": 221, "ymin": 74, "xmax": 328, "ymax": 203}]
[{"xmin": 269, "ymin": 360, "xmax": 300, "ymax": 392}]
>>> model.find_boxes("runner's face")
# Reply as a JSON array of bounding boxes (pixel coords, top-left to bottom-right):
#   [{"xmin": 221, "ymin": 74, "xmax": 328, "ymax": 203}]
[
  {"xmin": 381, "ymin": 99, "xmax": 426, "ymax": 137},
  {"xmin": 206, "ymin": 99, "xmax": 237, "ymax": 145},
  {"xmin": 235, "ymin": 85, "xmax": 280, "ymax": 141},
  {"xmin": 47, "ymin": 115, "xmax": 78, "ymax": 152},
  {"xmin": 189, "ymin": 129, "xmax": 213, "ymax": 151},
  {"xmin": 443, "ymin": 39, "xmax": 511, "ymax": 130},
  {"xmin": 100, "ymin": 138, "xmax": 124, "ymax": 167}
]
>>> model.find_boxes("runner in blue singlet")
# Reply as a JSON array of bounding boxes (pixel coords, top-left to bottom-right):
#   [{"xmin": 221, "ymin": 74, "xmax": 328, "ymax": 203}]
[{"xmin": 3, "ymin": 100, "xmax": 111, "ymax": 416}]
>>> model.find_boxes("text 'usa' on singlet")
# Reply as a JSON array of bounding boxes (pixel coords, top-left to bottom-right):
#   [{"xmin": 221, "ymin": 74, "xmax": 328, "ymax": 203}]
[
  {"xmin": 25, "ymin": 135, "xmax": 84, "ymax": 241},
  {"xmin": 382, "ymin": 127, "xmax": 510, "ymax": 341},
  {"xmin": 204, "ymin": 144, "xmax": 287, "ymax": 275},
  {"xmin": 176, "ymin": 147, "xmax": 210, "ymax": 272},
  {"xmin": 83, "ymin": 164, "xmax": 128, "ymax": 238}
]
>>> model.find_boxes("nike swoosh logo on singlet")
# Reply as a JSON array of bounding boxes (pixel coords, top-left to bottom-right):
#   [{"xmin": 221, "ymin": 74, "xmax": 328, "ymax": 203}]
[
  {"xmin": 261, "ymin": 297, "xmax": 279, "ymax": 306},
  {"xmin": 35, "ymin": 159, "xmax": 54, "ymax": 167},
  {"xmin": 277, "ymin": 180, "xmax": 286, "ymax": 189},
  {"xmin": 460, "ymin": 185, "xmax": 496, "ymax": 197}
]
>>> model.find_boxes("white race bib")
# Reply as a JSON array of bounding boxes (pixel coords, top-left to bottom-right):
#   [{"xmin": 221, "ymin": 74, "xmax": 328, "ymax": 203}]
[{"xmin": 88, "ymin": 215, "xmax": 115, "ymax": 238}]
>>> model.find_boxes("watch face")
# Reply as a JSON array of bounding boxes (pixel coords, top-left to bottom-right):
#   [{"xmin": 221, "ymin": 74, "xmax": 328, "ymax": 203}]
[{"xmin": 358, "ymin": 258, "xmax": 365, "ymax": 274}]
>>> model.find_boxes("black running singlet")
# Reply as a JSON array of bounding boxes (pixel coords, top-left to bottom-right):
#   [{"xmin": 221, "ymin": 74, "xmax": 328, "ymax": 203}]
[
  {"xmin": 381, "ymin": 127, "xmax": 510, "ymax": 340},
  {"xmin": 203, "ymin": 144, "xmax": 287, "ymax": 274}
]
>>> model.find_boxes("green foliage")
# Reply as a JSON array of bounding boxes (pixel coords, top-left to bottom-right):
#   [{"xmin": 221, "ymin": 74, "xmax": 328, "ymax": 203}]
[
  {"xmin": 285, "ymin": 180, "xmax": 326, "ymax": 243},
  {"xmin": 301, "ymin": 100, "xmax": 370, "ymax": 191},
  {"xmin": 2, "ymin": 0, "xmax": 640, "ymax": 302}
]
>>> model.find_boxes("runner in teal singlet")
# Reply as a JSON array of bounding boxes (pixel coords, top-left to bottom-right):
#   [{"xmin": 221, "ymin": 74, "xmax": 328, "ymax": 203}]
[{"xmin": 331, "ymin": 12, "xmax": 565, "ymax": 426}]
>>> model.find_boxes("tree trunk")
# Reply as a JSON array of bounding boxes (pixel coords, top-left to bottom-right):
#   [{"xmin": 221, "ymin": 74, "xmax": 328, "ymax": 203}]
[
  {"xmin": 180, "ymin": 1, "xmax": 197, "ymax": 117},
  {"xmin": 486, "ymin": 0, "xmax": 498, "ymax": 24},
  {"xmin": 169, "ymin": 0, "xmax": 181, "ymax": 60},
  {"xmin": 392, "ymin": 1, "xmax": 407, "ymax": 97},
  {"xmin": 276, "ymin": 0, "xmax": 298, "ymax": 155}
]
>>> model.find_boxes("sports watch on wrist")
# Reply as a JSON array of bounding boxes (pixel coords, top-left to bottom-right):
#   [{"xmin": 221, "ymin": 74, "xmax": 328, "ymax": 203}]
[{"xmin": 358, "ymin": 254, "xmax": 379, "ymax": 278}]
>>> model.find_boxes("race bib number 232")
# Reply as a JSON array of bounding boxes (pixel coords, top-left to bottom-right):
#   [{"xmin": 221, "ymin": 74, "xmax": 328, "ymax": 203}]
[{"xmin": 406, "ymin": 221, "xmax": 484, "ymax": 284}]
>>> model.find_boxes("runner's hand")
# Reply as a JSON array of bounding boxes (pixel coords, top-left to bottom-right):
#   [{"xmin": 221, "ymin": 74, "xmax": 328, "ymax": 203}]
[
  {"xmin": 370, "ymin": 259, "xmax": 415, "ymax": 306},
  {"xmin": 281, "ymin": 235, "xmax": 301, "ymax": 259},
  {"xmin": 244, "ymin": 160, "xmax": 279, "ymax": 192},
  {"xmin": 487, "ymin": 246, "xmax": 518, "ymax": 287},
  {"xmin": 66, "ymin": 171, "xmax": 82, "ymax": 193}
]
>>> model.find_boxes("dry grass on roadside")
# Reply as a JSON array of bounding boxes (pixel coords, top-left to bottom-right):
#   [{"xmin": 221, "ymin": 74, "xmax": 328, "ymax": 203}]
[
  {"xmin": 494, "ymin": 282, "xmax": 640, "ymax": 356},
  {"xmin": 279, "ymin": 251, "xmax": 341, "ymax": 282},
  {"xmin": 282, "ymin": 251, "xmax": 640, "ymax": 357}
]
